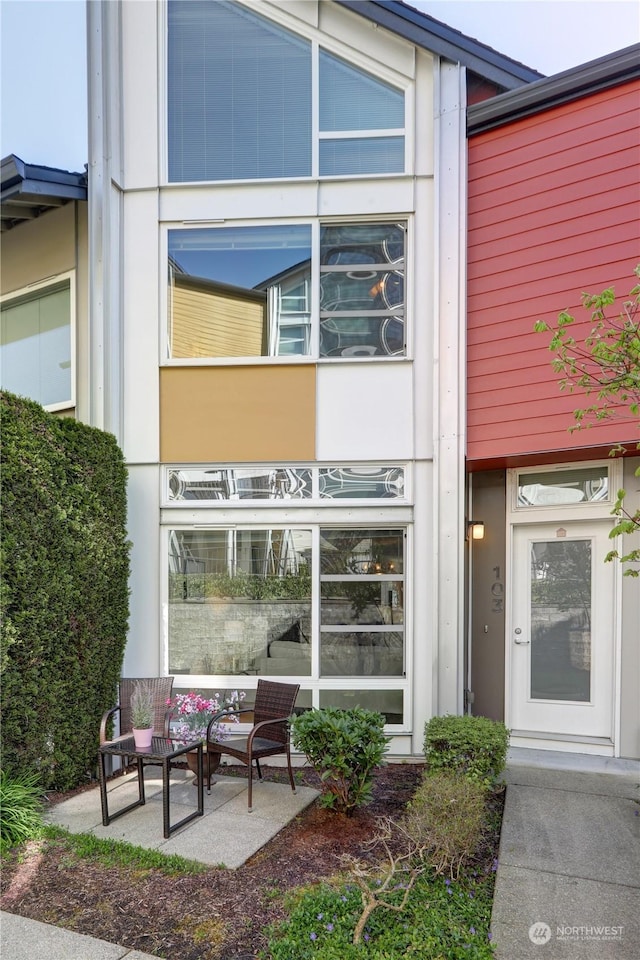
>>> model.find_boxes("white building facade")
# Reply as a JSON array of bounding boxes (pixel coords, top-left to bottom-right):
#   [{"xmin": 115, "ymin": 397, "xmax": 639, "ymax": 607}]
[{"xmin": 87, "ymin": 0, "xmax": 539, "ymax": 755}]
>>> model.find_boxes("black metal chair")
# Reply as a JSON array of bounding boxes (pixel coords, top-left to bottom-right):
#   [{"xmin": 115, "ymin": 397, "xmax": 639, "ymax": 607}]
[{"xmin": 206, "ymin": 679, "xmax": 300, "ymax": 812}]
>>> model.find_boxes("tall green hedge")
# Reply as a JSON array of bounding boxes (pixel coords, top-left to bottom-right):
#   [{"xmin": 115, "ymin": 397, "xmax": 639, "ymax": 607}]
[{"xmin": 0, "ymin": 392, "xmax": 130, "ymax": 790}]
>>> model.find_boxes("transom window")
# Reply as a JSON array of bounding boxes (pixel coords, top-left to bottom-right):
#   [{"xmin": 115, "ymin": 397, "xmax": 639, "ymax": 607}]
[
  {"xmin": 168, "ymin": 0, "xmax": 406, "ymax": 182},
  {"xmin": 517, "ymin": 466, "xmax": 610, "ymax": 508},
  {"xmin": 0, "ymin": 278, "xmax": 73, "ymax": 411},
  {"xmin": 166, "ymin": 465, "xmax": 406, "ymax": 502},
  {"xmin": 167, "ymin": 221, "xmax": 406, "ymax": 360}
]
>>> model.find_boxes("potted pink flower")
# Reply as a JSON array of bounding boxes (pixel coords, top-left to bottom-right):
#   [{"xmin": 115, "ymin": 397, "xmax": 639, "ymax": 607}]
[{"xmin": 167, "ymin": 689, "xmax": 246, "ymax": 784}]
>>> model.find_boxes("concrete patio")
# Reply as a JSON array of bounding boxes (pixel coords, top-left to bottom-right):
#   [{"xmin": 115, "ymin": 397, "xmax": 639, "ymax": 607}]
[{"xmin": 43, "ymin": 763, "xmax": 319, "ymax": 869}]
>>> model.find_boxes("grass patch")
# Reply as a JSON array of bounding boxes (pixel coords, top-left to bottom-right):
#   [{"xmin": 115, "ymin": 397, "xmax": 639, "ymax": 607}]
[{"xmin": 41, "ymin": 826, "xmax": 209, "ymax": 875}]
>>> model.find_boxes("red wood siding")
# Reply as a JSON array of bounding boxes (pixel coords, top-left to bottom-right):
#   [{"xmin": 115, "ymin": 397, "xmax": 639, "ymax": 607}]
[{"xmin": 467, "ymin": 80, "xmax": 640, "ymax": 467}]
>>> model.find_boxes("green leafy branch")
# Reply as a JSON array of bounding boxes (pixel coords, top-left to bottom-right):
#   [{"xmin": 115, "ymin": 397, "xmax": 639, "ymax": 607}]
[{"xmin": 535, "ymin": 268, "xmax": 640, "ymax": 577}]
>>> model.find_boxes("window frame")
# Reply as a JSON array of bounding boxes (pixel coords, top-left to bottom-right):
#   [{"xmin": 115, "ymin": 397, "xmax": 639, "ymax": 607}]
[
  {"xmin": 162, "ymin": 463, "xmax": 411, "ymax": 506},
  {"xmin": 0, "ymin": 271, "xmax": 76, "ymax": 413},
  {"xmin": 163, "ymin": 0, "xmax": 412, "ymax": 186},
  {"xmin": 161, "ymin": 217, "xmax": 410, "ymax": 365},
  {"xmin": 510, "ymin": 460, "xmax": 622, "ymax": 518},
  {"xmin": 160, "ymin": 512, "xmax": 412, "ymax": 732}
]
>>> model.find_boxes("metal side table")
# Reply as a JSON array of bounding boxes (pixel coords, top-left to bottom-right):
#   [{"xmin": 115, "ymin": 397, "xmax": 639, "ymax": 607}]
[{"xmin": 98, "ymin": 736, "xmax": 203, "ymax": 838}]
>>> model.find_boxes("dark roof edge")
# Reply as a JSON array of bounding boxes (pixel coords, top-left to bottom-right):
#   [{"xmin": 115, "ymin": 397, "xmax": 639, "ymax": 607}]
[
  {"xmin": 336, "ymin": 0, "xmax": 543, "ymax": 89},
  {"xmin": 1, "ymin": 154, "xmax": 87, "ymax": 193},
  {"xmin": 467, "ymin": 44, "xmax": 640, "ymax": 135}
]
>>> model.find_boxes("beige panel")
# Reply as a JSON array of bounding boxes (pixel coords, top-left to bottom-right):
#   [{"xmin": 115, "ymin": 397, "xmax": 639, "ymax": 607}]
[
  {"xmin": 160, "ymin": 365, "xmax": 316, "ymax": 462},
  {"xmin": 0, "ymin": 203, "xmax": 77, "ymax": 295}
]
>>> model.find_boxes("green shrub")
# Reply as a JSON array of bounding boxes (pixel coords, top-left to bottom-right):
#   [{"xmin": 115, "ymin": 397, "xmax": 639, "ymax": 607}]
[
  {"xmin": 0, "ymin": 769, "xmax": 44, "ymax": 853},
  {"xmin": 424, "ymin": 714, "xmax": 509, "ymax": 788},
  {"xmin": 291, "ymin": 707, "xmax": 388, "ymax": 815},
  {"xmin": 402, "ymin": 772, "xmax": 487, "ymax": 878},
  {"xmin": 1, "ymin": 392, "xmax": 130, "ymax": 790}
]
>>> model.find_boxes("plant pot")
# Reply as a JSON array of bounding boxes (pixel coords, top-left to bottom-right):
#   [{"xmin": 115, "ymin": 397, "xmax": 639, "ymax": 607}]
[
  {"xmin": 186, "ymin": 745, "xmax": 221, "ymax": 786},
  {"xmin": 132, "ymin": 727, "xmax": 153, "ymax": 750}
]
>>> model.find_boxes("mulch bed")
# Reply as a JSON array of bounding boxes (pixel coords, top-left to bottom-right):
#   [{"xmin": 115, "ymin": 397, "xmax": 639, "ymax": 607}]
[{"xmin": 0, "ymin": 763, "xmax": 503, "ymax": 960}]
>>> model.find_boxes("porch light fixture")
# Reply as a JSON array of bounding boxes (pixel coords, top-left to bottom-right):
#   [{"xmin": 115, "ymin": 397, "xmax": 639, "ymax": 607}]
[{"xmin": 467, "ymin": 520, "xmax": 485, "ymax": 541}]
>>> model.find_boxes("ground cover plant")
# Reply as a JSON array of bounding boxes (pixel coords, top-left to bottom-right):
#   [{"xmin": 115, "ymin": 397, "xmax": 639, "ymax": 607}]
[{"xmin": 0, "ymin": 762, "xmax": 504, "ymax": 959}]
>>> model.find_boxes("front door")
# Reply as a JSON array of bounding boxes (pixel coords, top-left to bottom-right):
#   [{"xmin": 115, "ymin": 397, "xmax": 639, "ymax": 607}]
[{"xmin": 510, "ymin": 520, "xmax": 615, "ymax": 740}]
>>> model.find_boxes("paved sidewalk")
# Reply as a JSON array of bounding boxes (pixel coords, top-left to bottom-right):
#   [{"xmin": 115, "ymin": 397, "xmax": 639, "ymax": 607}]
[{"xmin": 492, "ymin": 750, "xmax": 640, "ymax": 959}]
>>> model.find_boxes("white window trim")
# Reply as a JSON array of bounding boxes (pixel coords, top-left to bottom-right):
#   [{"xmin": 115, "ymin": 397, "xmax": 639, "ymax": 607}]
[
  {"xmin": 160, "ymin": 0, "xmax": 413, "ymax": 186},
  {"xmin": 508, "ymin": 459, "xmax": 622, "ymax": 521},
  {"xmin": 161, "ymin": 462, "xmax": 412, "ymax": 507},
  {"xmin": 160, "ymin": 515, "xmax": 412, "ymax": 731},
  {"xmin": 160, "ymin": 216, "xmax": 410, "ymax": 365},
  {"xmin": 0, "ymin": 270, "xmax": 76, "ymax": 413}
]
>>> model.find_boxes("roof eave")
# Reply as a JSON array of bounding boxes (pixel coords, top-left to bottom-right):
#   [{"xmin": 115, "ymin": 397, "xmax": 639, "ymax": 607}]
[
  {"xmin": 467, "ymin": 43, "xmax": 640, "ymax": 135},
  {"xmin": 336, "ymin": 0, "xmax": 543, "ymax": 88}
]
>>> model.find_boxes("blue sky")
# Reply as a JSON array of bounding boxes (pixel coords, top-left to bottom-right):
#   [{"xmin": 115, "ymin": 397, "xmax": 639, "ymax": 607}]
[{"xmin": 1, "ymin": 0, "xmax": 638, "ymax": 172}]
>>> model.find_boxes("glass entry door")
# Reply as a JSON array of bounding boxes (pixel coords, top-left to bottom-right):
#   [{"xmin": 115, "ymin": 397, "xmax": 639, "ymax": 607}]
[{"xmin": 510, "ymin": 521, "xmax": 615, "ymax": 739}]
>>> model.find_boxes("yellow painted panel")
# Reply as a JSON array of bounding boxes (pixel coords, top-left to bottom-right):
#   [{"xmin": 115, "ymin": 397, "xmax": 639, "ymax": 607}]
[{"xmin": 160, "ymin": 365, "xmax": 316, "ymax": 462}]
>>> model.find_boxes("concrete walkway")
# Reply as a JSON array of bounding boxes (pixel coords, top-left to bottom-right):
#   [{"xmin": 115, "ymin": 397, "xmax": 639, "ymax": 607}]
[
  {"xmin": 1, "ymin": 764, "xmax": 319, "ymax": 960},
  {"xmin": 492, "ymin": 749, "xmax": 640, "ymax": 959}
]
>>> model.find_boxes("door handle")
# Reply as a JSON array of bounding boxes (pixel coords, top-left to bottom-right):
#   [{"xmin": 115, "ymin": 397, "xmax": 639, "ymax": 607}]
[{"xmin": 514, "ymin": 628, "xmax": 529, "ymax": 645}]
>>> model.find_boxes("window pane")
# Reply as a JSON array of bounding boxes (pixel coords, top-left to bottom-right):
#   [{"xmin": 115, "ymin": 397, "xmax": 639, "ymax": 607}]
[
  {"xmin": 321, "ymin": 631, "xmax": 403, "ymax": 677},
  {"xmin": 320, "ymin": 528, "xmax": 404, "ymax": 575},
  {"xmin": 1, "ymin": 285, "xmax": 71, "ymax": 407},
  {"xmin": 320, "ymin": 137, "xmax": 404, "ymax": 176},
  {"xmin": 319, "ymin": 466, "xmax": 405, "ymax": 499},
  {"xmin": 319, "ymin": 688, "xmax": 403, "ymax": 724},
  {"xmin": 168, "ymin": 529, "xmax": 312, "ymax": 677},
  {"xmin": 168, "ymin": 226, "xmax": 311, "ymax": 358},
  {"xmin": 319, "ymin": 50, "xmax": 404, "ymax": 131},
  {"xmin": 321, "ymin": 581, "xmax": 403, "ymax": 625},
  {"xmin": 530, "ymin": 540, "xmax": 591, "ymax": 701},
  {"xmin": 319, "ymin": 223, "xmax": 405, "ymax": 357},
  {"xmin": 168, "ymin": 468, "xmax": 312, "ymax": 502},
  {"xmin": 168, "ymin": 0, "xmax": 311, "ymax": 181},
  {"xmin": 518, "ymin": 467, "xmax": 609, "ymax": 506}
]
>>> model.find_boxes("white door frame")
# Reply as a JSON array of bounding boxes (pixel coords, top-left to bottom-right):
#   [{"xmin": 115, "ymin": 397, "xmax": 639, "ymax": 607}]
[{"xmin": 505, "ymin": 461, "xmax": 623, "ymax": 756}]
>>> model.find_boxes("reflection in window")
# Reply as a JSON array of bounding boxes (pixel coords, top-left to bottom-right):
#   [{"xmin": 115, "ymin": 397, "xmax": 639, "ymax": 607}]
[
  {"xmin": 1, "ymin": 282, "xmax": 72, "ymax": 408},
  {"xmin": 168, "ymin": 221, "xmax": 406, "ymax": 360},
  {"xmin": 530, "ymin": 540, "xmax": 592, "ymax": 702},
  {"xmin": 518, "ymin": 467, "xmax": 609, "ymax": 506},
  {"xmin": 168, "ymin": 528, "xmax": 312, "ymax": 677},
  {"xmin": 320, "ymin": 528, "xmax": 404, "ymax": 679},
  {"xmin": 168, "ymin": 468, "xmax": 312, "ymax": 502},
  {"xmin": 167, "ymin": 465, "xmax": 406, "ymax": 502},
  {"xmin": 167, "ymin": 526, "xmax": 406, "ymax": 704},
  {"xmin": 319, "ymin": 466, "xmax": 404, "ymax": 499},
  {"xmin": 168, "ymin": 226, "xmax": 312, "ymax": 358},
  {"xmin": 320, "ymin": 688, "xmax": 403, "ymax": 725},
  {"xmin": 320, "ymin": 223, "xmax": 405, "ymax": 357}
]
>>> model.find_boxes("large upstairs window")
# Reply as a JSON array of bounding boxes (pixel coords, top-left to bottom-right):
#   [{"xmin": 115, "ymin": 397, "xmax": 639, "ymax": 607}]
[
  {"xmin": 168, "ymin": 0, "xmax": 405, "ymax": 182},
  {"xmin": 167, "ymin": 221, "xmax": 406, "ymax": 360}
]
